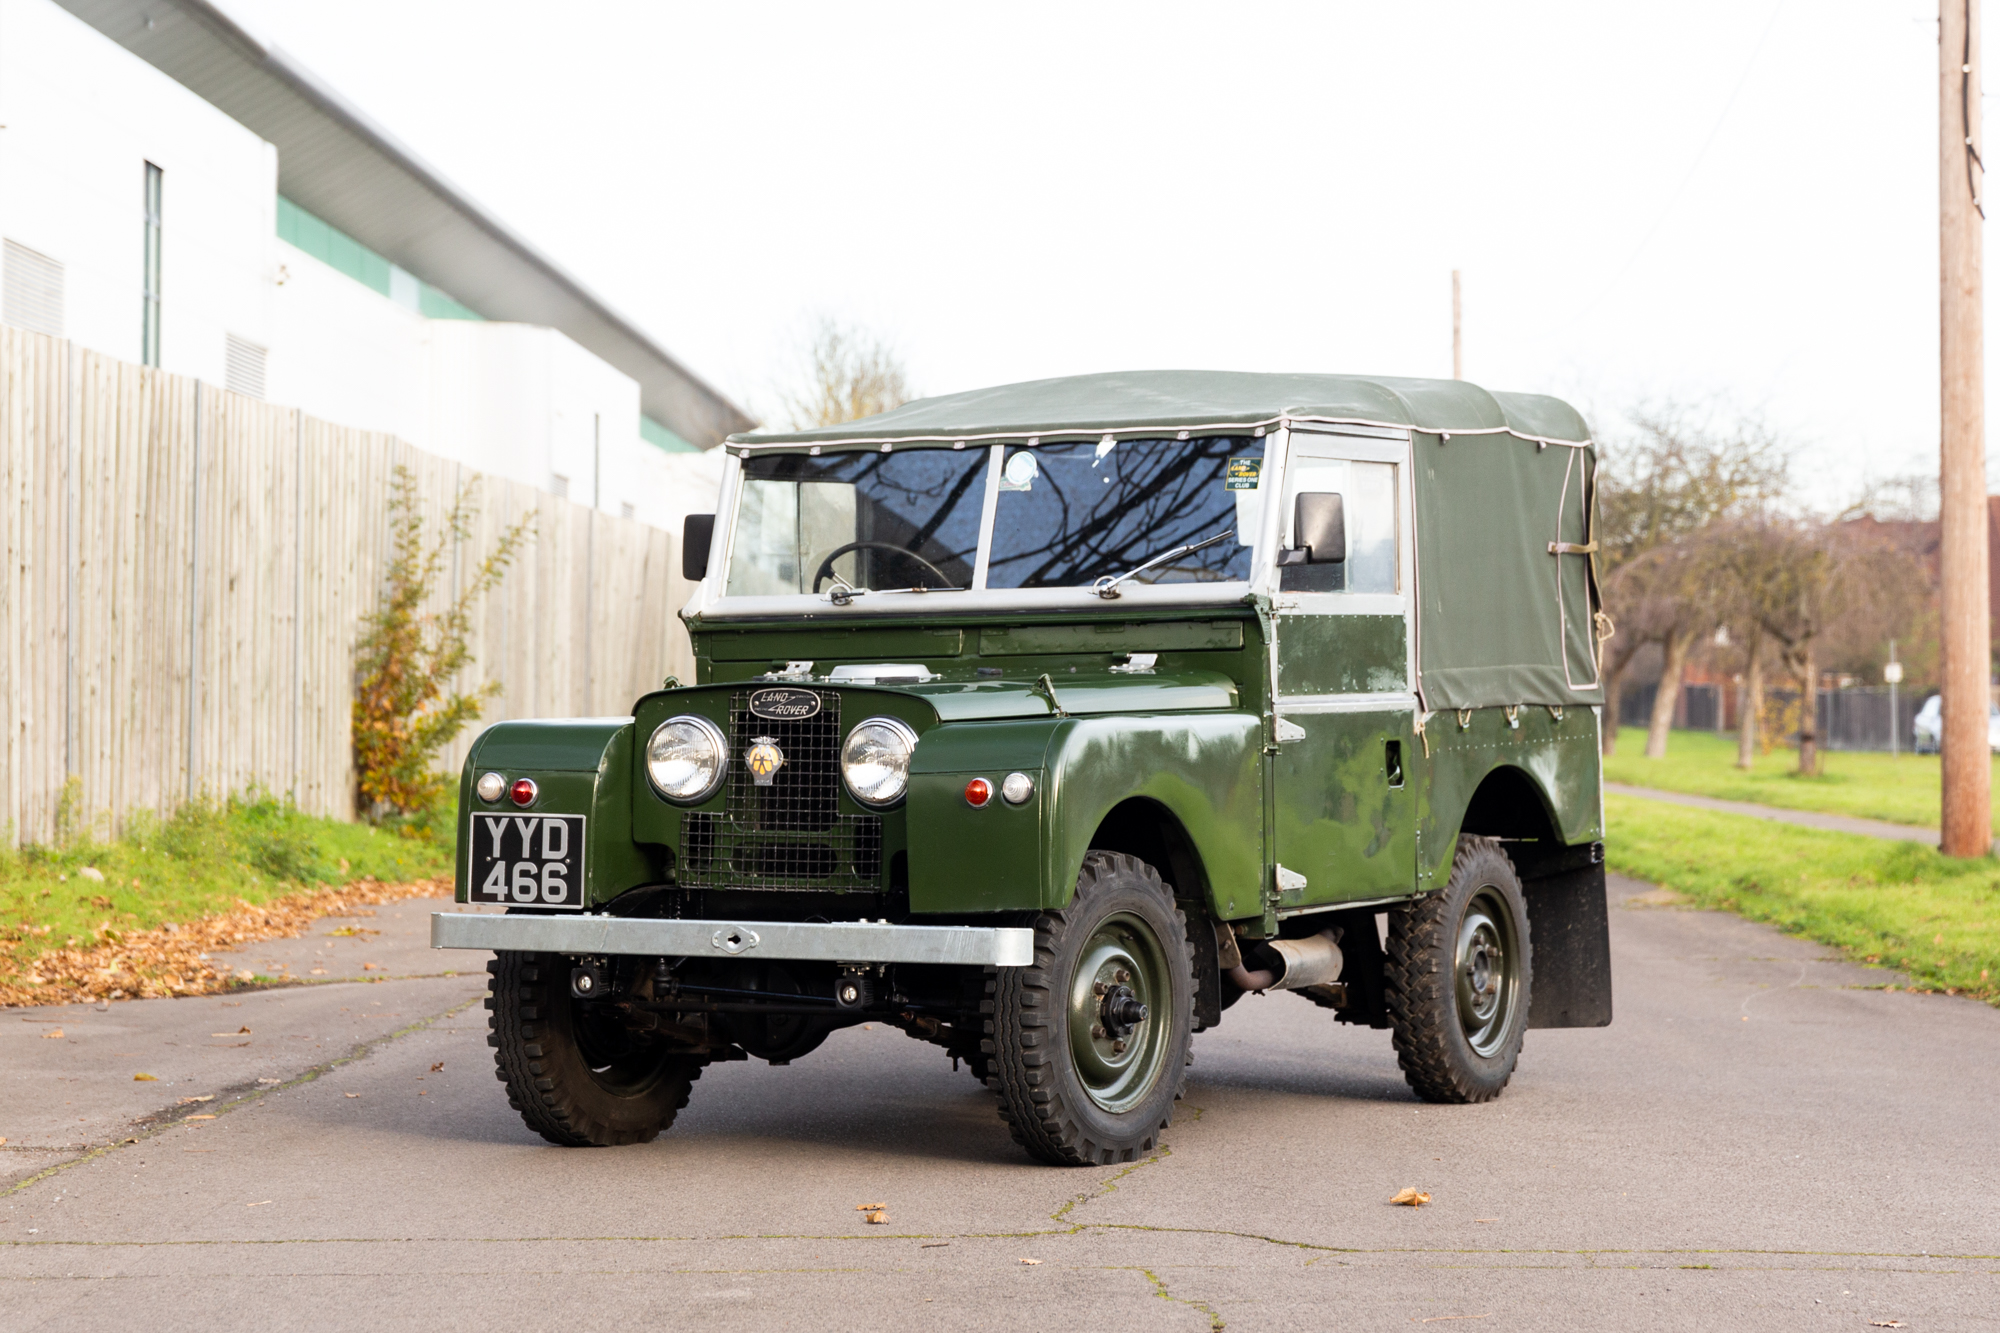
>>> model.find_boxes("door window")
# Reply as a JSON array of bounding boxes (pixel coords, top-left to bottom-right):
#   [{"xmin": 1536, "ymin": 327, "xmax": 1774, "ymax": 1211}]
[{"xmin": 1282, "ymin": 459, "xmax": 1398, "ymax": 594}]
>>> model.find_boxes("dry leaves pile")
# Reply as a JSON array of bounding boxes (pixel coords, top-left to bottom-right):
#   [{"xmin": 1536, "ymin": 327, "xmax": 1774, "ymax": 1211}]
[{"xmin": 0, "ymin": 876, "xmax": 447, "ymax": 1007}]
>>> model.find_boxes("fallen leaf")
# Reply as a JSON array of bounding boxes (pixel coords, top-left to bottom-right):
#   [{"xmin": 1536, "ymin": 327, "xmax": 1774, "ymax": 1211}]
[
  {"xmin": 1474, "ymin": 1218, "xmax": 1497, "ymax": 1223},
  {"xmin": 245, "ymin": 1200, "xmax": 271, "ymax": 1207},
  {"xmin": 362, "ymin": 963, "xmax": 381, "ymax": 971},
  {"xmin": 309, "ymin": 968, "xmax": 326, "ymax": 975},
  {"xmin": 343, "ymin": 1093, "xmax": 359, "ymax": 1099},
  {"xmin": 1019, "ymin": 1257, "xmax": 1042, "ymax": 1265},
  {"xmin": 209, "ymin": 1032, "xmax": 245, "ymax": 1039},
  {"xmin": 863, "ymin": 1208, "xmax": 887, "ymax": 1223},
  {"xmin": 0, "ymin": 1137, "xmax": 8, "ymax": 1146},
  {"xmin": 256, "ymin": 1078, "xmax": 281, "ymax": 1085},
  {"xmin": 417, "ymin": 1090, "xmax": 428, "ymax": 1096},
  {"xmin": 186, "ymin": 1114, "xmax": 216, "ymax": 1121},
  {"xmin": 177, "ymin": 1096, "xmax": 214, "ymax": 1106},
  {"xmin": 41, "ymin": 1028, "xmax": 63, "ymax": 1039},
  {"xmin": 1390, "ymin": 1188, "xmax": 1432, "ymax": 1207},
  {"xmin": 856, "ymin": 1202, "xmax": 887, "ymax": 1211},
  {"xmin": 0, "ymin": 876, "xmax": 444, "ymax": 1009},
  {"xmin": 133, "ymin": 1073, "xmax": 157, "ymax": 1082},
  {"xmin": 430, "ymin": 1062, "xmax": 444, "ymax": 1072}
]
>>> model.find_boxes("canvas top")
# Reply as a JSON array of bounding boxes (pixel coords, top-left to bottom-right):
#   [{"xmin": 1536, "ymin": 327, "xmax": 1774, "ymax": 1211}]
[{"xmin": 731, "ymin": 369, "xmax": 1592, "ymax": 450}]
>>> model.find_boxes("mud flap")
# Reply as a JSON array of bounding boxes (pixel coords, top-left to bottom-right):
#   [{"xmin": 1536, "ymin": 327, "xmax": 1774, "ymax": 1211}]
[{"xmin": 1521, "ymin": 842, "xmax": 1612, "ymax": 1028}]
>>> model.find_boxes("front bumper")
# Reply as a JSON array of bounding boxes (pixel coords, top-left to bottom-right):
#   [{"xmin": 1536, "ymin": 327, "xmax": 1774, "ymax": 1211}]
[{"xmin": 431, "ymin": 912, "xmax": 1035, "ymax": 967}]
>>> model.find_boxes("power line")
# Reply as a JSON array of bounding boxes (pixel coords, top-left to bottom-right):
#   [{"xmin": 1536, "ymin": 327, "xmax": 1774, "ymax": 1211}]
[{"xmin": 1571, "ymin": 0, "xmax": 1790, "ymax": 321}]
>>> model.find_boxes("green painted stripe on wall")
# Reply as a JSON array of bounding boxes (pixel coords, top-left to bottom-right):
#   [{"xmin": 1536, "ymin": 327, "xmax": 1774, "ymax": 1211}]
[
  {"xmin": 277, "ymin": 195, "xmax": 483, "ymax": 320},
  {"xmin": 641, "ymin": 415, "xmax": 699, "ymax": 453}
]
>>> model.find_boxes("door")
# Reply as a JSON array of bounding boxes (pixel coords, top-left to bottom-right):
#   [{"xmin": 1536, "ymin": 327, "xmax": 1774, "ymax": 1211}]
[{"xmin": 1270, "ymin": 427, "xmax": 1419, "ymax": 911}]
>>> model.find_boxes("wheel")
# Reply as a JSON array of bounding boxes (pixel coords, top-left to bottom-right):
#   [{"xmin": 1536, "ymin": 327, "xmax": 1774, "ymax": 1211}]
[
  {"xmin": 486, "ymin": 951, "xmax": 703, "ymax": 1146},
  {"xmin": 1385, "ymin": 836, "xmax": 1532, "ymax": 1104},
  {"xmin": 983, "ymin": 851, "xmax": 1195, "ymax": 1165}
]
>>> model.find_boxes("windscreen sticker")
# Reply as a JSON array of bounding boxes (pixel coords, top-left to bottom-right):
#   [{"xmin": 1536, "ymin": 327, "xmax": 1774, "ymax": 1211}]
[
  {"xmin": 1226, "ymin": 457, "xmax": 1262, "ymax": 490},
  {"xmin": 1001, "ymin": 449, "xmax": 1039, "ymax": 492}
]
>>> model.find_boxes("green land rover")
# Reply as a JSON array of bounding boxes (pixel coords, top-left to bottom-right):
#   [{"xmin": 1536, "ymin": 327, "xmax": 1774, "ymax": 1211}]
[{"xmin": 434, "ymin": 370, "xmax": 1613, "ymax": 1166}]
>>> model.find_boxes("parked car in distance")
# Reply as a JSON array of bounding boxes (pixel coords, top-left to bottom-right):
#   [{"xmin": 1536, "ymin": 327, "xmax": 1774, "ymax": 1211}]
[{"xmin": 1910, "ymin": 693, "xmax": 2000, "ymax": 753}]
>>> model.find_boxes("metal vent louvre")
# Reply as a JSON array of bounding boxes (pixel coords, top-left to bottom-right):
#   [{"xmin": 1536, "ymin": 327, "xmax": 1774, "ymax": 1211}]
[
  {"xmin": 677, "ymin": 690, "xmax": 882, "ymax": 891},
  {"xmin": 224, "ymin": 333, "xmax": 267, "ymax": 399},
  {"xmin": 3, "ymin": 240, "xmax": 64, "ymax": 337}
]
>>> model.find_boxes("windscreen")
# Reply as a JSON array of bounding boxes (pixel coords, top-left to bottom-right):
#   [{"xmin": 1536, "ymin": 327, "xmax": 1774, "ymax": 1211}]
[
  {"xmin": 985, "ymin": 436, "xmax": 1264, "ymax": 589},
  {"xmin": 726, "ymin": 449, "xmax": 988, "ymax": 596}
]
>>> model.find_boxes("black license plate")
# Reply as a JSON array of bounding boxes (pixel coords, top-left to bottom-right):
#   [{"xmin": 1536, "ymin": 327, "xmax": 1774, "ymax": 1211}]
[{"xmin": 469, "ymin": 813, "xmax": 586, "ymax": 910}]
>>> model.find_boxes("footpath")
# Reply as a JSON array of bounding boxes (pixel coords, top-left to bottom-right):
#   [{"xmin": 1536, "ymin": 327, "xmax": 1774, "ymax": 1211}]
[
  {"xmin": 1604, "ymin": 781, "xmax": 1941, "ymax": 845},
  {"xmin": 0, "ymin": 897, "xmax": 493, "ymax": 1190}
]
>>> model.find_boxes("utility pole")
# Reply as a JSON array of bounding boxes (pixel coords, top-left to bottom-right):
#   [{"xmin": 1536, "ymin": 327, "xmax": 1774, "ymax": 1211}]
[
  {"xmin": 1451, "ymin": 270, "xmax": 1463, "ymax": 380},
  {"xmin": 1940, "ymin": 0, "xmax": 1991, "ymax": 855}
]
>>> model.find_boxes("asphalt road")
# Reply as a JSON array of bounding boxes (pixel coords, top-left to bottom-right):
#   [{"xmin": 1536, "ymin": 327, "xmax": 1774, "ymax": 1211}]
[{"xmin": 2, "ymin": 879, "xmax": 1996, "ymax": 1331}]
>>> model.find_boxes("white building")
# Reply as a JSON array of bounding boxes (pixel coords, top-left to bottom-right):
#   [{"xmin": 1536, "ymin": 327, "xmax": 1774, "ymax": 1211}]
[{"xmin": 0, "ymin": 0, "xmax": 743, "ymax": 528}]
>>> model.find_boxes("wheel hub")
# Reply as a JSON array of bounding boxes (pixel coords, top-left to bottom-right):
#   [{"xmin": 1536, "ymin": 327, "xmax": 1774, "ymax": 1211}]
[
  {"xmin": 1454, "ymin": 888, "xmax": 1520, "ymax": 1058},
  {"xmin": 1067, "ymin": 913, "xmax": 1171, "ymax": 1113}
]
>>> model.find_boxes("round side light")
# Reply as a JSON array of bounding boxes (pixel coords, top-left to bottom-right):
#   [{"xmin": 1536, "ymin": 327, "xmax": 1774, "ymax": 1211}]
[
  {"xmin": 509, "ymin": 778, "xmax": 538, "ymax": 807},
  {"xmin": 1001, "ymin": 771, "xmax": 1035, "ymax": 805},
  {"xmin": 476, "ymin": 771, "xmax": 506, "ymax": 803},
  {"xmin": 964, "ymin": 777, "xmax": 993, "ymax": 807}
]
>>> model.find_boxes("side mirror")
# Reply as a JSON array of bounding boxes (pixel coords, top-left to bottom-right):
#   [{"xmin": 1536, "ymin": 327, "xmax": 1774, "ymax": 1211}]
[
  {"xmin": 682, "ymin": 513, "xmax": 716, "ymax": 581},
  {"xmin": 1284, "ymin": 492, "xmax": 1345, "ymax": 565}
]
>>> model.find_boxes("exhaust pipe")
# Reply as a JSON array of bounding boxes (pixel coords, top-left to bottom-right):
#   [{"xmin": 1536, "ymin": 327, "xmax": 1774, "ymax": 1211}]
[{"xmin": 1226, "ymin": 929, "xmax": 1343, "ymax": 993}]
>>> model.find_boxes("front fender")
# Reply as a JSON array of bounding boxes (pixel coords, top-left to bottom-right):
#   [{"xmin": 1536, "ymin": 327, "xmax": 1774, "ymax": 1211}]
[
  {"xmin": 903, "ymin": 712, "xmax": 1261, "ymax": 916},
  {"xmin": 454, "ymin": 719, "xmax": 663, "ymax": 907},
  {"xmin": 1044, "ymin": 714, "xmax": 1263, "ymax": 919}
]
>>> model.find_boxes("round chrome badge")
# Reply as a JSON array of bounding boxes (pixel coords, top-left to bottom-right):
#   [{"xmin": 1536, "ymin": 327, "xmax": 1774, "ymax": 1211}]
[{"xmin": 745, "ymin": 736, "xmax": 786, "ymax": 787}]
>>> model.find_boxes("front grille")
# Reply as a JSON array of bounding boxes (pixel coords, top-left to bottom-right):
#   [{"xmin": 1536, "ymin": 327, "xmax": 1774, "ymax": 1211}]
[{"xmin": 677, "ymin": 690, "xmax": 883, "ymax": 891}]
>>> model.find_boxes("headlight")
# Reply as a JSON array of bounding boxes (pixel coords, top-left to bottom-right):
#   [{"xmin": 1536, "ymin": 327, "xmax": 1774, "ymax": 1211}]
[
  {"xmin": 842, "ymin": 716, "xmax": 918, "ymax": 807},
  {"xmin": 646, "ymin": 715, "xmax": 727, "ymax": 802}
]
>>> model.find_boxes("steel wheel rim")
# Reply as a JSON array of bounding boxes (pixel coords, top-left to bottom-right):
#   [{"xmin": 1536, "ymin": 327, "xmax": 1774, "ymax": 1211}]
[
  {"xmin": 1454, "ymin": 887, "xmax": 1521, "ymax": 1058},
  {"xmin": 1067, "ymin": 911, "xmax": 1172, "ymax": 1114}
]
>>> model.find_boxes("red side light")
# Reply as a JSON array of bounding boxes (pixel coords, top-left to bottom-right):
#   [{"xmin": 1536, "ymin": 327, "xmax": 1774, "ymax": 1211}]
[
  {"xmin": 964, "ymin": 777, "xmax": 993, "ymax": 807},
  {"xmin": 509, "ymin": 778, "xmax": 538, "ymax": 807}
]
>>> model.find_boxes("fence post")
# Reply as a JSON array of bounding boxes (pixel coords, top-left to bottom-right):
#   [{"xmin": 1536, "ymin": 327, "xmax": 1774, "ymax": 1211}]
[
  {"xmin": 186, "ymin": 380, "xmax": 201, "ymax": 804},
  {"xmin": 292, "ymin": 406, "xmax": 303, "ymax": 801}
]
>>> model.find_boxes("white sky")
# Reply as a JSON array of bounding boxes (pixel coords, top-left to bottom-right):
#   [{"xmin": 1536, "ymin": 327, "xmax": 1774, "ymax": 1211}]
[{"xmin": 221, "ymin": 0, "xmax": 1981, "ymax": 505}]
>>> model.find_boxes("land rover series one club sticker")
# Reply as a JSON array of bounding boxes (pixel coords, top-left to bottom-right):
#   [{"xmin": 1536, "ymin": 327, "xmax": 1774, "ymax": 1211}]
[{"xmin": 471, "ymin": 814, "xmax": 586, "ymax": 909}]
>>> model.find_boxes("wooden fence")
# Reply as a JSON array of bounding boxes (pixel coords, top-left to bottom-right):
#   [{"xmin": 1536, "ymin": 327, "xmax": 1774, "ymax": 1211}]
[{"xmin": 0, "ymin": 327, "xmax": 698, "ymax": 846}]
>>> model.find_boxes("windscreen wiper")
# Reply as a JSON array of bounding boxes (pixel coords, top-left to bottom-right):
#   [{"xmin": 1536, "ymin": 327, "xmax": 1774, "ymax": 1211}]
[
  {"xmin": 827, "ymin": 581, "xmax": 966, "ymax": 606},
  {"xmin": 1089, "ymin": 528, "xmax": 1234, "ymax": 600}
]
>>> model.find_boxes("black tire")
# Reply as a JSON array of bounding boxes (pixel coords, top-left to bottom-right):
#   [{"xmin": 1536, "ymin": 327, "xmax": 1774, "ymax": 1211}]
[
  {"xmin": 1385, "ymin": 836, "xmax": 1532, "ymax": 1104},
  {"xmin": 983, "ymin": 851, "xmax": 1195, "ymax": 1166},
  {"xmin": 486, "ymin": 951, "xmax": 702, "ymax": 1146}
]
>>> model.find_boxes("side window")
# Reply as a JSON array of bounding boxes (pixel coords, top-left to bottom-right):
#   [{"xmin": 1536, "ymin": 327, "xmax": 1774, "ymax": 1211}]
[{"xmin": 1280, "ymin": 458, "xmax": 1398, "ymax": 594}]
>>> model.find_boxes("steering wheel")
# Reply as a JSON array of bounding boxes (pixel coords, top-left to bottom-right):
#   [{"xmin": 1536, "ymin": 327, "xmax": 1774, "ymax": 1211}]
[{"xmin": 811, "ymin": 541, "xmax": 953, "ymax": 593}]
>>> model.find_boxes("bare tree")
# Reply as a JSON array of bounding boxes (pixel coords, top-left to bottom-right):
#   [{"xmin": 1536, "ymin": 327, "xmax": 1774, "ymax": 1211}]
[
  {"xmin": 1726, "ymin": 518, "xmax": 1928, "ymax": 775},
  {"xmin": 1594, "ymin": 402, "xmax": 1790, "ymax": 756},
  {"xmin": 780, "ymin": 319, "xmax": 913, "ymax": 429}
]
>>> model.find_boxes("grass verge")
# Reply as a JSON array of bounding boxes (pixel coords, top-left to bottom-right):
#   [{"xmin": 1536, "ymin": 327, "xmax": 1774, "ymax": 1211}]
[
  {"xmin": 1, "ymin": 795, "xmax": 453, "ymax": 1002},
  {"xmin": 1602, "ymin": 725, "xmax": 1998, "ymax": 830},
  {"xmin": 1606, "ymin": 791, "xmax": 1999, "ymax": 1003}
]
